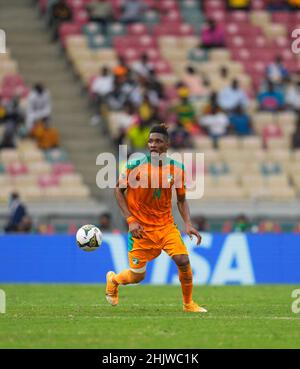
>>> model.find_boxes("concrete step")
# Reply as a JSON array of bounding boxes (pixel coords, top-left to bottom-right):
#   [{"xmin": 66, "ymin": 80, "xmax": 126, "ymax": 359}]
[
  {"xmin": 6, "ymin": 33, "xmax": 50, "ymax": 44},
  {"xmin": 57, "ymin": 122, "xmax": 99, "ymax": 134},
  {"xmin": 1, "ymin": 0, "xmax": 115, "ymax": 208},
  {"xmin": 52, "ymin": 113, "xmax": 91, "ymax": 123},
  {"xmin": 63, "ymin": 137, "xmax": 101, "ymax": 150}
]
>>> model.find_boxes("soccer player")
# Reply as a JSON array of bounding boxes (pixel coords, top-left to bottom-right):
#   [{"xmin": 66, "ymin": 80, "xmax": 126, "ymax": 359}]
[{"xmin": 106, "ymin": 124, "xmax": 207, "ymax": 313}]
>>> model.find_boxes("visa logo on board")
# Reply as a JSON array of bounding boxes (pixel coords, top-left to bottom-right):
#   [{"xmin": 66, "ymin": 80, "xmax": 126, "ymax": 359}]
[{"xmin": 104, "ymin": 234, "xmax": 255, "ymax": 286}]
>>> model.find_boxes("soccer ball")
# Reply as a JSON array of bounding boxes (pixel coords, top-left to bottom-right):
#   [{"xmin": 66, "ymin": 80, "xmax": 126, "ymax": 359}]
[{"xmin": 76, "ymin": 224, "xmax": 102, "ymax": 252}]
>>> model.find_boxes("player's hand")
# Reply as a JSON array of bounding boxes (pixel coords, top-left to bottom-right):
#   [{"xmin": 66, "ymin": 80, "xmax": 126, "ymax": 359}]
[
  {"xmin": 129, "ymin": 222, "xmax": 144, "ymax": 239},
  {"xmin": 185, "ymin": 223, "xmax": 202, "ymax": 245}
]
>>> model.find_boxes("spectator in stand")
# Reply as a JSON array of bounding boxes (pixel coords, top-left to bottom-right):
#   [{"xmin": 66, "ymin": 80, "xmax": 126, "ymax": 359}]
[
  {"xmin": 200, "ymin": 19, "xmax": 225, "ymax": 49},
  {"xmin": 265, "ymin": 56, "xmax": 289, "ymax": 86},
  {"xmin": 286, "ymin": 80, "xmax": 300, "ymax": 112},
  {"xmin": 138, "ymin": 93, "xmax": 157, "ymax": 123},
  {"xmin": 98, "ymin": 213, "xmax": 113, "ymax": 232},
  {"xmin": 182, "ymin": 66, "xmax": 208, "ymax": 100},
  {"xmin": 227, "ymin": 0, "xmax": 250, "ymax": 10},
  {"xmin": 233, "ymin": 214, "xmax": 252, "ymax": 233},
  {"xmin": 26, "ymin": 83, "xmax": 51, "ymax": 132},
  {"xmin": 200, "ymin": 105, "xmax": 229, "ymax": 147},
  {"xmin": 292, "ymin": 116, "xmax": 300, "ymax": 149},
  {"xmin": 115, "ymin": 102, "xmax": 138, "ymax": 145},
  {"xmin": 212, "ymin": 66, "xmax": 231, "ymax": 91},
  {"xmin": 148, "ymin": 70, "xmax": 164, "ymax": 100},
  {"xmin": 49, "ymin": 0, "xmax": 72, "ymax": 40},
  {"xmin": 0, "ymin": 120, "xmax": 17, "ymax": 149},
  {"xmin": 257, "ymin": 80, "xmax": 285, "ymax": 111},
  {"xmin": 120, "ymin": 0, "xmax": 146, "ymax": 24},
  {"xmin": 217, "ymin": 79, "xmax": 248, "ymax": 113},
  {"xmin": 127, "ymin": 76, "xmax": 160, "ymax": 108},
  {"xmin": 174, "ymin": 87, "xmax": 197, "ymax": 130},
  {"xmin": 0, "ymin": 97, "xmax": 23, "ymax": 150},
  {"xmin": 107, "ymin": 78, "xmax": 128, "ymax": 111},
  {"xmin": 192, "ymin": 216, "xmax": 209, "ymax": 232},
  {"xmin": 132, "ymin": 53, "xmax": 154, "ymax": 79},
  {"xmin": 288, "ymin": 0, "xmax": 300, "ymax": 9},
  {"xmin": 0, "ymin": 95, "xmax": 7, "ymax": 122},
  {"xmin": 5, "ymin": 96, "xmax": 23, "ymax": 124},
  {"xmin": 126, "ymin": 118, "xmax": 151, "ymax": 152},
  {"xmin": 31, "ymin": 120, "xmax": 60, "ymax": 150},
  {"xmin": 86, "ymin": 0, "xmax": 114, "ymax": 35},
  {"xmin": 18, "ymin": 215, "xmax": 33, "ymax": 233},
  {"xmin": 266, "ymin": 0, "xmax": 289, "ymax": 10},
  {"xmin": 229, "ymin": 105, "xmax": 252, "ymax": 136},
  {"xmin": 169, "ymin": 121, "xmax": 193, "ymax": 149},
  {"xmin": 91, "ymin": 67, "xmax": 114, "ymax": 99},
  {"xmin": 202, "ymin": 91, "xmax": 221, "ymax": 114},
  {"xmin": 4, "ymin": 192, "xmax": 29, "ymax": 233}
]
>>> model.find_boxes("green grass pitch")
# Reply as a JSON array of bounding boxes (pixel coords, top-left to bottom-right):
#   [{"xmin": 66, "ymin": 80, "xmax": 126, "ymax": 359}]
[{"xmin": 0, "ymin": 284, "xmax": 300, "ymax": 348}]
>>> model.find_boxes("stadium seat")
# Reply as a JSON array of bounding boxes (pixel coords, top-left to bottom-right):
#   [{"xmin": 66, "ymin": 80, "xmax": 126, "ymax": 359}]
[
  {"xmin": 240, "ymin": 136, "xmax": 262, "ymax": 150},
  {"xmin": 218, "ymin": 136, "xmax": 240, "ymax": 151},
  {"xmin": 193, "ymin": 136, "xmax": 213, "ymax": 150},
  {"xmin": 0, "ymin": 174, "xmax": 11, "ymax": 186},
  {"xmin": 0, "ymin": 149, "xmax": 19, "ymax": 164},
  {"xmin": 27, "ymin": 162, "xmax": 52, "ymax": 175},
  {"xmin": 60, "ymin": 173, "xmax": 83, "ymax": 185},
  {"xmin": 12, "ymin": 174, "xmax": 38, "ymax": 186},
  {"xmin": 250, "ymin": 11, "xmax": 271, "ymax": 27}
]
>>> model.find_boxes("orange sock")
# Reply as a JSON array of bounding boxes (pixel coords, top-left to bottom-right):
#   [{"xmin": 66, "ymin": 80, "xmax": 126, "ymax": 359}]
[
  {"xmin": 178, "ymin": 263, "xmax": 193, "ymax": 304},
  {"xmin": 113, "ymin": 269, "xmax": 145, "ymax": 285}
]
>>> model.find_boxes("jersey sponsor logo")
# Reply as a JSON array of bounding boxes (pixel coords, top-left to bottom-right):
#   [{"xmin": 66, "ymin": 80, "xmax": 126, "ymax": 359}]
[{"xmin": 132, "ymin": 257, "xmax": 140, "ymax": 265}]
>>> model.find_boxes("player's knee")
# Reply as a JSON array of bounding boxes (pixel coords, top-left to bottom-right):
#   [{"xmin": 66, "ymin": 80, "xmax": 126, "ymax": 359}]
[
  {"xmin": 173, "ymin": 254, "xmax": 190, "ymax": 267},
  {"xmin": 130, "ymin": 270, "xmax": 146, "ymax": 283}
]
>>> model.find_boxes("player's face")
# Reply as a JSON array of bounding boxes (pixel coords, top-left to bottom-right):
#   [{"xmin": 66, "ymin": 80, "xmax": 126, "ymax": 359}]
[{"xmin": 148, "ymin": 133, "xmax": 169, "ymax": 154}]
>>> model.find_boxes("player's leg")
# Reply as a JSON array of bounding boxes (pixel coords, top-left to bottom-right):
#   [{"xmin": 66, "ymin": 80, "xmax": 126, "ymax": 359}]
[
  {"xmin": 172, "ymin": 254, "xmax": 207, "ymax": 313},
  {"xmin": 105, "ymin": 267, "xmax": 146, "ymax": 306},
  {"xmin": 163, "ymin": 225, "xmax": 207, "ymax": 313},
  {"xmin": 172, "ymin": 254, "xmax": 193, "ymax": 304},
  {"xmin": 105, "ymin": 234, "xmax": 160, "ymax": 306}
]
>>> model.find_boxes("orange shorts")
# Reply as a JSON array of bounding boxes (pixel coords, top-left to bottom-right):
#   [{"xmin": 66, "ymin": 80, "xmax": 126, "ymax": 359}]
[{"xmin": 127, "ymin": 223, "xmax": 188, "ymax": 271}]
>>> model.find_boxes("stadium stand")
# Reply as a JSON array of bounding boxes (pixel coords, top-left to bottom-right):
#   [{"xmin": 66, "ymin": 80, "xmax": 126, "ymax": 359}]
[
  {"xmin": 44, "ymin": 0, "xmax": 300, "ymax": 204},
  {"xmin": 2, "ymin": 0, "xmax": 300, "ymax": 232}
]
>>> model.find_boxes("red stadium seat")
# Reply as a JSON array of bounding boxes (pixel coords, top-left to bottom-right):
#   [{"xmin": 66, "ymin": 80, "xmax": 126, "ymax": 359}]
[
  {"xmin": 72, "ymin": 9, "xmax": 89, "ymax": 26},
  {"xmin": 272, "ymin": 12, "xmax": 291, "ymax": 24},
  {"xmin": 161, "ymin": 10, "xmax": 182, "ymax": 24},
  {"xmin": 153, "ymin": 60, "xmax": 172, "ymax": 74},
  {"xmin": 52, "ymin": 163, "xmax": 75, "ymax": 176},
  {"xmin": 157, "ymin": 0, "xmax": 179, "ymax": 12},
  {"xmin": 153, "ymin": 23, "xmax": 194, "ymax": 36},
  {"xmin": 118, "ymin": 47, "xmax": 140, "ymax": 63},
  {"xmin": 38, "ymin": 174, "xmax": 60, "ymax": 188},
  {"xmin": 226, "ymin": 11, "xmax": 249, "ymax": 23},
  {"xmin": 251, "ymin": 0, "xmax": 265, "ymax": 10},
  {"xmin": 38, "ymin": 0, "xmax": 48, "ymax": 13},
  {"xmin": 204, "ymin": 0, "xmax": 226, "ymax": 12},
  {"xmin": 127, "ymin": 23, "xmax": 149, "ymax": 36},
  {"xmin": 59, "ymin": 22, "xmax": 81, "ymax": 46},
  {"xmin": 6, "ymin": 162, "xmax": 28, "ymax": 176},
  {"xmin": 66, "ymin": 0, "xmax": 85, "ymax": 9}
]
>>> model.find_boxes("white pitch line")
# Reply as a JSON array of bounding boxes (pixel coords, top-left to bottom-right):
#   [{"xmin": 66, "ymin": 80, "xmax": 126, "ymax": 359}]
[{"xmin": 90, "ymin": 315, "xmax": 300, "ymax": 320}]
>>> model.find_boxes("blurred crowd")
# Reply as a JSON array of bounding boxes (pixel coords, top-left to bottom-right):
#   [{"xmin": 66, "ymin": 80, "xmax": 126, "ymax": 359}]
[
  {"xmin": 0, "ymin": 83, "xmax": 60, "ymax": 151},
  {"xmin": 89, "ymin": 51, "xmax": 300, "ymax": 153}
]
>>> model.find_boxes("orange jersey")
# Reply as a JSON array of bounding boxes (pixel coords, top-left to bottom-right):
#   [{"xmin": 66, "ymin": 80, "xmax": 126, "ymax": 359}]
[{"xmin": 119, "ymin": 154, "xmax": 186, "ymax": 230}]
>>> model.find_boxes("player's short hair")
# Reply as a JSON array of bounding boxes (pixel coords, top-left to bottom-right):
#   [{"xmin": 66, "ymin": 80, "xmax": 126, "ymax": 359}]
[{"xmin": 150, "ymin": 123, "xmax": 169, "ymax": 139}]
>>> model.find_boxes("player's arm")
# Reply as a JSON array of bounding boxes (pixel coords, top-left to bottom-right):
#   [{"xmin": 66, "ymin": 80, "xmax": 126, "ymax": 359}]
[
  {"xmin": 176, "ymin": 187, "xmax": 202, "ymax": 245},
  {"xmin": 114, "ymin": 179, "xmax": 143, "ymax": 238},
  {"xmin": 176, "ymin": 193, "xmax": 201, "ymax": 245}
]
